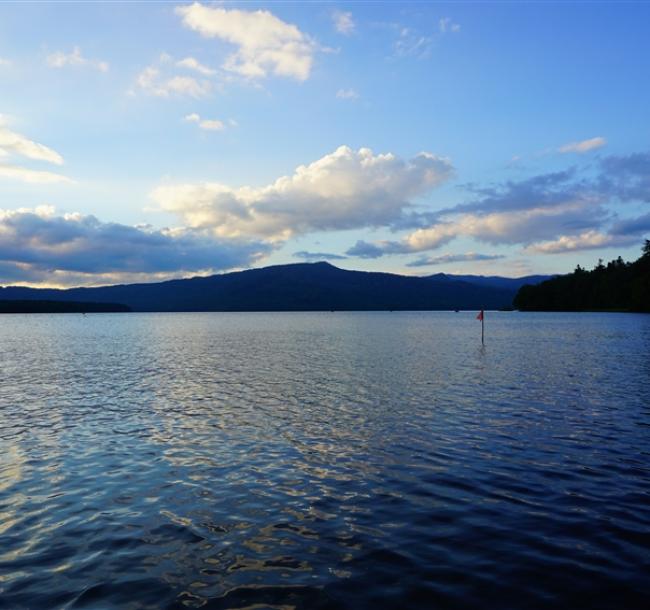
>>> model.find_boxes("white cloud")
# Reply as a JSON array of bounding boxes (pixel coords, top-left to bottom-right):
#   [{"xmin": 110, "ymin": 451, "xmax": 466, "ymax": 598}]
[
  {"xmin": 176, "ymin": 56, "xmax": 216, "ymax": 76},
  {"xmin": 183, "ymin": 113, "xmax": 225, "ymax": 131},
  {"xmin": 558, "ymin": 136, "xmax": 606, "ymax": 154},
  {"xmin": 524, "ymin": 231, "xmax": 636, "ymax": 254},
  {"xmin": 0, "ymin": 116, "xmax": 63, "ymax": 165},
  {"xmin": 0, "ymin": 57, "xmax": 11, "ymax": 67},
  {"xmin": 332, "ymin": 10, "xmax": 355, "ymax": 35},
  {"xmin": 336, "ymin": 88, "xmax": 359, "ymax": 100},
  {"xmin": 199, "ymin": 120, "xmax": 225, "ymax": 131},
  {"xmin": 439, "ymin": 18, "xmax": 461, "ymax": 34},
  {"xmin": 175, "ymin": 2, "xmax": 316, "ymax": 81},
  {"xmin": 0, "ymin": 165, "xmax": 72, "ymax": 184},
  {"xmin": 46, "ymin": 46, "xmax": 109, "ymax": 72},
  {"xmin": 405, "ymin": 199, "xmax": 602, "ymax": 251},
  {"xmin": 348, "ymin": 196, "xmax": 605, "ymax": 258},
  {"xmin": 135, "ymin": 65, "xmax": 211, "ymax": 98},
  {"xmin": 150, "ymin": 145, "xmax": 453, "ymax": 240},
  {"xmin": 0, "ymin": 116, "xmax": 71, "ymax": 184}
]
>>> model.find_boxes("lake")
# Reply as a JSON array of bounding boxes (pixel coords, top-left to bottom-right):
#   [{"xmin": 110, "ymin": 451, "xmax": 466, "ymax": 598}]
[{"xmin": 1, "ymin": 312, "xmax": 649, "ymax": 609}]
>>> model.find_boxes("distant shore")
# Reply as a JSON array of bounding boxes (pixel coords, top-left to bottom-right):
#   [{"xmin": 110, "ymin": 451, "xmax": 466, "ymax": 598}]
[{"xmin": 0, "ymin": 300, "xmax": 131, "ymax": 314}]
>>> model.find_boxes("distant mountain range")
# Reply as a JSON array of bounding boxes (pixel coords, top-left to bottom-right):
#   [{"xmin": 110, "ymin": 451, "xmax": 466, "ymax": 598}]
[
  {"xmin": 429, "ymin": 273, "xmax": 554, "ymax": 291},
  {"xmin": 0, "ymin": 262, "xmax": 552, "ymax": 312}
]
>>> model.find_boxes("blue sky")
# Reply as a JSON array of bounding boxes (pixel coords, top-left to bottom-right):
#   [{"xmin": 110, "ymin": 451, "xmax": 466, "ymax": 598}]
[{"xmin": 0, "ymin": 1, "xmax": 649, "ymax": 286}]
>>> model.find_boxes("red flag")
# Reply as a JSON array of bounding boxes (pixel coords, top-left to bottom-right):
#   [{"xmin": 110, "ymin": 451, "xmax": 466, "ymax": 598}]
[{"xmin": 476, "ymin": 310, "xmax": 484, "ymax": 321}]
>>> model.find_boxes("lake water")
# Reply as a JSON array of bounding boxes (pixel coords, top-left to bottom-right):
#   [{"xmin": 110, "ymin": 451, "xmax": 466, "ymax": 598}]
[{"xmin": 1, "ymin": 312, "xmax": 649, "ymax": 609}]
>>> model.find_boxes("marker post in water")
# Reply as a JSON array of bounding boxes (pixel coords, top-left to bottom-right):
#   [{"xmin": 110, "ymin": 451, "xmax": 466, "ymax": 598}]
[{"xmin": 477, "ymin": 309, "xmax": 484, "ymax": 344}]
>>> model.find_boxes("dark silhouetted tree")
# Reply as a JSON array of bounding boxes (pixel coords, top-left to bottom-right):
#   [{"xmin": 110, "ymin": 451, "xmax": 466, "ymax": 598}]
[{"xmin": 514, "ymin": 242, "xmax": 650, "ymax": 312}]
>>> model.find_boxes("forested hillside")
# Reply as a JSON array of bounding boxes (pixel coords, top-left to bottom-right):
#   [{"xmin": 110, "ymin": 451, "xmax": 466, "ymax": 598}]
[{"xmin": 514, "ymin": 242, "xmax": 650, "ymax": 312}]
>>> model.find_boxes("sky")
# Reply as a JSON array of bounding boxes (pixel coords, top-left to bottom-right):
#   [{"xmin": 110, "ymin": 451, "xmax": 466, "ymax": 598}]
[{"xmin": 0, "ymin": 0, "xmax": 649, "ymax": 287}]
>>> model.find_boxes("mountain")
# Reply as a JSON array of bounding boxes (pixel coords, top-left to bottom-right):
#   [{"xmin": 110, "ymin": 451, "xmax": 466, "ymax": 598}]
[
  {"xmin": 431, "ymin": 273, "xmax": 555, "ymax": 291},
  {"xmin": 514, "ymin": 244, "xmax": 650, "ymax": 313},
  {"xmin": 0, "ymin": 262, "xmax": 528, "ymax": 312}
]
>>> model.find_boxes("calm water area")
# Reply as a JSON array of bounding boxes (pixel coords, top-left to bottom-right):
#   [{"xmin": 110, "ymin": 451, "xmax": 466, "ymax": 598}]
[{"xmin": 1, "ymin": 312, "xmax": 649, "ymax": 609}]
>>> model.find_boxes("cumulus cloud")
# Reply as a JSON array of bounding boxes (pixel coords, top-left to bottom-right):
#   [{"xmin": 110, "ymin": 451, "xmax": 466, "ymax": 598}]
[
  {"xmin": 332, "ymin": 10, "xmax": 355, "ymax": 35},
  {"xmin": 439, "ymin": 18, "xmax": 461, "ymax": 34},
  {"xmin": 0, "ymin": 206, "xmax": 270, "ymax": 286},
  {"xmin": 336, "ymin": 88, "xmax": 359, "ymax": 100},
  {"xmin": 293, "ymin": 250, "xmax": 347, "ymax": 261},
  {"xmin": 46, "ymin": 46, "xmax": 109, "ymax": 72},
  {"xmin": 558, "ymin": 136, "xmax": 606, "ymax": 154},
  {"xmin": 0, "ymin": 116, "xmax": 71, "ymax": 184},
  {"xmin": 406, "ymin": 252, "xmax": 504, "ymax": 267},
  {"xmin": 183, "ymin": 113, "xmax": 225, "ymax": 131},
  {"xmin": 150, "ymin": 145, "xmax": 454, "ymax": 240},
  {"xmin": 176, "ymin": 2, "xmax": 316, "ymax": 81}
]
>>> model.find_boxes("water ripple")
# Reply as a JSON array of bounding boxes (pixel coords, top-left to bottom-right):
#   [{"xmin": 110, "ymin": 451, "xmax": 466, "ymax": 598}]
[{"xmin": 1, "ymin": 312, "xmax": 649, "ymax": 609}]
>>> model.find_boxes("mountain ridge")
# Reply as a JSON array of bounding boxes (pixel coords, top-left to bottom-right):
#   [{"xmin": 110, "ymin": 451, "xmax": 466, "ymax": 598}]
[{"xmin": 0, "ymin": 262, "xmax": 551, "ymax": 312}]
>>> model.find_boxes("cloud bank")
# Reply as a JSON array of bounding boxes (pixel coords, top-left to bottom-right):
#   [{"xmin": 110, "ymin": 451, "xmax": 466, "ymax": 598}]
[
  {"xmin": 346, "ymin": 153, "xmax": 650, "ymax": 258},
  {"xmin": 0, "ymin": 207, "xmax": 270, "ymax": 286}
]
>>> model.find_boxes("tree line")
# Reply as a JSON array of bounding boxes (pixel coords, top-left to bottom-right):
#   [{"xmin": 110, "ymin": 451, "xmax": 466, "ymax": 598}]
[{"xmin": 514, "ymin": 241, "xmax": 650, "ymax": 312}]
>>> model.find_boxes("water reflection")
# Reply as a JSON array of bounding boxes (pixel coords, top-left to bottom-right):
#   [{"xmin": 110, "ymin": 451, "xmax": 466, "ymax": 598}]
[{"xmin": 0, "ymin": 312, "xmax": 649, "ymax": 609}]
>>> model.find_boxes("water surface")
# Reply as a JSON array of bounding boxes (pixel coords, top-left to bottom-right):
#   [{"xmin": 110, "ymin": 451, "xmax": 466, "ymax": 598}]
[{"xmin": 1, "ymin": 312, "xmax": 649, "ymax": 609}]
